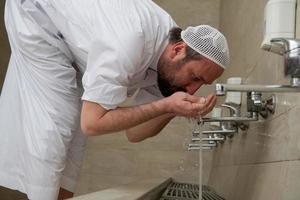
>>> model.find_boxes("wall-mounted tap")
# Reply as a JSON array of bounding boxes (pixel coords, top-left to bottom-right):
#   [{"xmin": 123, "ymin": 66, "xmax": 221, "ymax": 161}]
[
  {"xmin": 202, "ymin": 103, "xmax": 252, "ymax": 129},
  {"xmin": 200, "ymin": 103, "xmax": 242, "ymax": 148},
  {"xmin": 201, "ymin": 134, "xmax": 225, "ymax": 149},
  {"xmin": 271, "ymin": 38, "xmax": 300, "ymax": 85},
  {"xmin": 213, "ymin": 87, "xmax": 277, "ymax": 120},
  {"xmin": 188, "ymin": 129, "xmax": 211, "ymax": 151},
  {"xmin": 202, "ymin": 78, "xmax": 257, "ymax": 126}
]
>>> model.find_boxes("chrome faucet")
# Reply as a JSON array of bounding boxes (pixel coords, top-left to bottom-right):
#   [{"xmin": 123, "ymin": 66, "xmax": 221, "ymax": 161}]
[
  {"xmin": 216, "ymin": 39, "xmax": 300, "ymax": 96},
  {"xmin": 207, "ymin": 90, "xmax": 275, "ymax": 122},
  {"xmin": 188, "ymin": 130, "xmax": 212, "ymax": 151},
  {"xmin": 271, "ymin": 38, "xmax": 300, "ymax": 83},
  {"xmin": 200, "ymin": 103, "xmax": 242, "ymax": 147},
  {"xmin": 202, "ymin": 102, "xmax": 252, "ymax": 129}
]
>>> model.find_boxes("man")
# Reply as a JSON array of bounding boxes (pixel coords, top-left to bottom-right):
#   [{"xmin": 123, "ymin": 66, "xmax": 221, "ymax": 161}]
[{"xmin": 0, "ymin": 0, "xmax": 229, "ymax": 199}]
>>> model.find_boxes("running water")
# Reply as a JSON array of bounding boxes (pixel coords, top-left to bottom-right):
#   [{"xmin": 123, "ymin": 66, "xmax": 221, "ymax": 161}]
[{"xmin": 188, "ymin": 116, "xmax": 204, "ymax": 199}]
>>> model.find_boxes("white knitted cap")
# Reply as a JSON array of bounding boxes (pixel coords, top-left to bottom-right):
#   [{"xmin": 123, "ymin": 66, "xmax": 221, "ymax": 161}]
[{"xmin": 181, "ymin": 25, "xmax": 230, "ymax": 69}]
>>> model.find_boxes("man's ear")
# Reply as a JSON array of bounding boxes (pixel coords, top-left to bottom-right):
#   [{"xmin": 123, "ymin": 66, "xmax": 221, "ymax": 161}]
[{"xmin": 170, "ymin": 42, "xmax": 187, "ymax": 61}]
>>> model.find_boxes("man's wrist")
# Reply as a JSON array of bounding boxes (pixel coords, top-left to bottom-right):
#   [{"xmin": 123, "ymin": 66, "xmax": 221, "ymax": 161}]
[{"xmin": 152, "ymin": 98, "xmax": 170, "ymax": 114}]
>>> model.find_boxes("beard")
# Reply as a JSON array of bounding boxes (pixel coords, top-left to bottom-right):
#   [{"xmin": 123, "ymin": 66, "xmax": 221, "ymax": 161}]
[{"xmin": 157, "ymin": 60, "xmax": 186, "ymax": 97}]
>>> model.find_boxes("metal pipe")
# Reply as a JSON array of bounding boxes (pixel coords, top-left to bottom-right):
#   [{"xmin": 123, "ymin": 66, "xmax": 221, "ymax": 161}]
[
  {"xmin": 188, "ymin": 146, "xmax": 212, "ymax": 151},
  {"xmin": 202, "ymin": 129, "xmax": 236, "ymax": 134},
  {"xmin": 202, "ymin": 115, "xmax": 258, "ymax": 123},
  {"xmin": 216, "ymin": 83, "xmax": 300, "ymax": 96},
  {"xmin": 188, "ymin": 144, "xmax": 201, "ymax": 148},
  {"xmin": 202, "ymin": 143, "xmax": 217, "ymax": 147},
  {"xmin": 202, "ymin": 137, "xmax": 224, "ymax": 141},
  {"xmin": 188, "ymin": 143, "xmax": 217, "ymax": 148},
  {"xmin": 201, "ymin": 147, "xmax": 213, "ymax": 150},
  {"xmin": 191, "ymin": 138, "xmax": 201, "ymax": 142}
]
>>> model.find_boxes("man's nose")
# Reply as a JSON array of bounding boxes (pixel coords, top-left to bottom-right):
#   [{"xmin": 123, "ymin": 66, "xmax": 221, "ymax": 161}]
[{"xmin": 185, "ymin": 82, "xmax": 203, "ymax": 94}]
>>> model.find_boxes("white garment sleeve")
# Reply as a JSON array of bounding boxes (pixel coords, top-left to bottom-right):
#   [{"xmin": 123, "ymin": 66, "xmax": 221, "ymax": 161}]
[{"xmin": 82, "ymin": 31, "xmax": 144, "ymax": 110}]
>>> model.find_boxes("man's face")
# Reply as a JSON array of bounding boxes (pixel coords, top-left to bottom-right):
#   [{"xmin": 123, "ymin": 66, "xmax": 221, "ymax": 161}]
[{"xmin": 157, "ymin": 57, "xmax": 224, "ymax": 97}]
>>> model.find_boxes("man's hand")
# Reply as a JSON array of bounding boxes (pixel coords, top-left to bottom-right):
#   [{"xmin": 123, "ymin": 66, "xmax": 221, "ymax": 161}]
[{"xmin": 164, "ymin": 92, "xmax": 217, "ymax": 118}]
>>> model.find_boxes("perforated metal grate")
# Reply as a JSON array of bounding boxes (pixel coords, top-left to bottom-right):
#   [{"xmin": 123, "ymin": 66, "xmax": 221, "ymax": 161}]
[{"xmin": 160, "ymin": 182, "xmax": 225, "ymax": 200}]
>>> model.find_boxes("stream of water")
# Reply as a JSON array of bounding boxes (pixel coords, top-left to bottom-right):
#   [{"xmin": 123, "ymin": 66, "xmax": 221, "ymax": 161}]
[{"xmin": 188, "ymin": 117, "xmax": 204, "ymax": 199}]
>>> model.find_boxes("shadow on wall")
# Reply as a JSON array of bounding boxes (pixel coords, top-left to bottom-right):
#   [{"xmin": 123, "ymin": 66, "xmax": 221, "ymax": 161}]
[{"xmin": 0, "ymin": 0, "xmax": 11, "ymax": 91}]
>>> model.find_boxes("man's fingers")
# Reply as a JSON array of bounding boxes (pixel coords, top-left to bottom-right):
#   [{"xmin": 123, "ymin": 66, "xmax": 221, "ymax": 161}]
[
  {"xmin": 185, "ymin": 94, "xmax": 206, "ymax": 104},
  {"xmin": 184, "ymin": 94, "xmax": 199, "ymax": 103},
  {"xmin": 177, "ymin": 93, "xmax": 218, "ymax": 118},
  {"xmin": 200, "ymin": 96, "xmax": 217, "ymax": 116}
]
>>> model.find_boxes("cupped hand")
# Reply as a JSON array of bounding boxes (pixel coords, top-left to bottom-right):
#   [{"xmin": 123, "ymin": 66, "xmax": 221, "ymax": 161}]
[{"xmin": 164, "ymin": 92, "xmax": 217, "ymax": 118}]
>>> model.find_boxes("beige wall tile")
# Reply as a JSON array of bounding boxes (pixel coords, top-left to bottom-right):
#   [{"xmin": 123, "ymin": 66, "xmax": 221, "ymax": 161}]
[
  {"xmin": 154, "ymin": 0, "xmax": 220, "ymax": 28},
  {"xmin": 232, "ymin": 162, "xmax": 286, "ymax": 200},
  {"xmin": 207, "ymin": 0, "xmax": 300, "ymax": 199},
  {"xmin": 210, "ymin": 162, "xmax": 287, "ymax": 200},
  {"xmin": 282, "ymin": 160, "xmax": 300, "ymax": 200},
  {"xmin": 297, "ymin": 0, "xmax": 300, "ymax": 39},
  {"xmin": 286, "ymin": 105, "xmax": 300, "ymax": 160},
  {"xmin": 208, "ymin": 165, "xmax": 239, "ymax": 199}
]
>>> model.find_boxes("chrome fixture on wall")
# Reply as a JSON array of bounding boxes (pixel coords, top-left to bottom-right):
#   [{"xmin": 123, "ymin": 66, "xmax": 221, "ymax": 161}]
[
  {"xmin": 187, "ymin": 1, "xmax": 300, "ymax": 152},
  {"xmin": 188, "ymin": 130, "xmax": 213, "ymax": 151},
  {"xmin": 271, "ymin": 38, "xmax": 300, "ymax": 85},
  {"xmin": 188, "ymin": 78, "xmax": 246, "ymax": 151},
  {"xmin": 214, "ymin": 39, "xmax": 300, "ymax": 120},
  {"xmin": 217, "ymin": 38, "xmax": 300, "ymax": 93},
  {"xmin": 202, "ymin": 103, "xmax": 254, "ymax": 127}
]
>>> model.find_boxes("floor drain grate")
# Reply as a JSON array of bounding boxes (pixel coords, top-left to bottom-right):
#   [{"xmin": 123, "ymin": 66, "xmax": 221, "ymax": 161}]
[{"xmin": 160, "ymin": 182, "xmax": 225, "ymax": 200}]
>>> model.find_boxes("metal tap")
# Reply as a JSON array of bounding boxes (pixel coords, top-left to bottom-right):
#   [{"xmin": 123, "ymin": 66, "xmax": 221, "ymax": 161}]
[
  {"xmin": 202, "ymin": 134, "xmax": 225, "ymax": 147},
  {"xmin": 202, "ymin": 103, "xmax": 251, "ymax": 131},
  {"xmin": 271, "ymin": 38, "xmax": 300, "ymax": 83}
]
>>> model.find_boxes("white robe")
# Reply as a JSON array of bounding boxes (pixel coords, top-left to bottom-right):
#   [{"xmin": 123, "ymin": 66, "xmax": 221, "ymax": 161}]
[{"xmin": 0, "ymin": 0, "xmax": 176, "ymax": 199}]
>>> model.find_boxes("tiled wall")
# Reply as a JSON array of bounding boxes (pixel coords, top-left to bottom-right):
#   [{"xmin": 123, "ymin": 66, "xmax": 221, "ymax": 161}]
[
  {"xmin": 0, "ymin": 0, "xmax": 10, "ymax": 91},
  {"xmin": 207, "ymin": 0, "xmax": 300, "ymax": 199},
  {"xmin": 75, "ymin": 0, "xmax": 221, "ymax": 196}
]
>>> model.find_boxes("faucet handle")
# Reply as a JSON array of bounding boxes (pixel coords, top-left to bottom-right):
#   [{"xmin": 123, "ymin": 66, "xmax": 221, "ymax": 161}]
[{"xmin": 270, "ymin": 38, "xmax": 300, "ymax": 53}]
